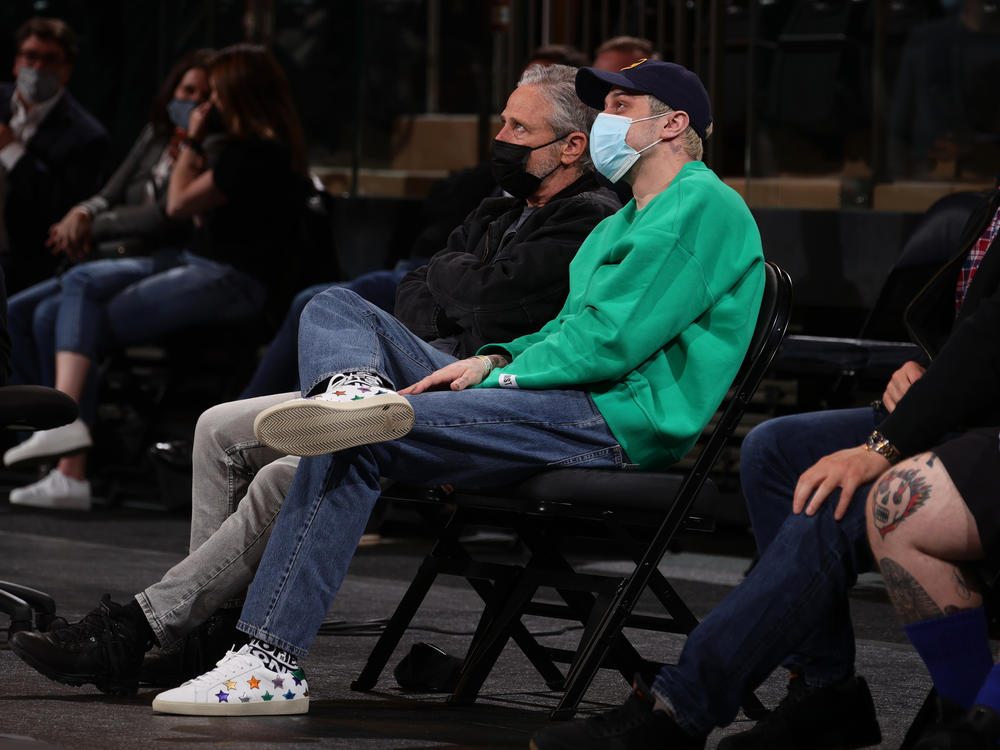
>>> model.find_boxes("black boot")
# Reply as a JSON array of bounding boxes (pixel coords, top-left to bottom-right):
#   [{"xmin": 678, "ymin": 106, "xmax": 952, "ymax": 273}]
[
  {"xmin": 139, "ymin": 608, "xmax": 248, "ymax": 687},
  {"xmin": 10, "ymin": 594, "xmax": 152, "ymax": 696},
  {"xmin": 717, "ymin": 674, "xmax": 881, "ymax": 750}
]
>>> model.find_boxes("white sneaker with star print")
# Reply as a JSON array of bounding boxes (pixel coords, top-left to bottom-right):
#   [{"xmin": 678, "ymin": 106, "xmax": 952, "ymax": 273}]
[
  {"xmin": 253, "ymin": 370, "xmax": 414, "ymax": 457},
  {"xmin": 151, "ymin": 644, "xmax": 308, "ymax": 716}
]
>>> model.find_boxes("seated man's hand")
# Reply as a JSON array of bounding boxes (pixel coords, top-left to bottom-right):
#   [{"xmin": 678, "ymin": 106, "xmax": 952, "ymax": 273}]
[
  {"xmin": 793, "ymin": 445, "xmax": 890, "ymax": 520},
  {"xmin": 401, "ymin": 358, "xmax": 490, "ymax": 395},
  {"xmin": 883, "ymin": 360, "xmax": 925, "ymax": 412}
]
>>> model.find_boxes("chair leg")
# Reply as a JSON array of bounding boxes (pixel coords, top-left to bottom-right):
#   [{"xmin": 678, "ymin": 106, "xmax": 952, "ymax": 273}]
[
  {"xmin": 351, "ymin": 558, "xmax": 442, "ymax": 691},
  {"xmin": 465, "ymin": 577, "xmax": 565, "ymax": 690},
  {"xmin": 449, "ymin": 571, "xmax": 543, "ymax": 705}
]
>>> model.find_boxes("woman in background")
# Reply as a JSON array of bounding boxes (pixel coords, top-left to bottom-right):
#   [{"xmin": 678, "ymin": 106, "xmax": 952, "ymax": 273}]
[{"xmin": 6, "ymin": 44, "xmax": 309, "ymax": 511}]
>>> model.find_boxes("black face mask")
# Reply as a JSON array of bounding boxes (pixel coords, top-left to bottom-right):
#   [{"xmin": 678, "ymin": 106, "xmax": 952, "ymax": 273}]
[{"xmin": 489, "ymin": 134, "xmax": 567, "ymax": 200}]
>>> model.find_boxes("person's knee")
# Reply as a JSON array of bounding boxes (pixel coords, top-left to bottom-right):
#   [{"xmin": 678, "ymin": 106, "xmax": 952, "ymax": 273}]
[
  {"xmin": 194, "ymin": 399, "xmax": 251, "ymax": 453},
  {"xmin": 248, "ymin": 458, "xmax": 297, "ymax": 516},
  {"xmin": 865, "ymin": 456, "xmax": 936, "ymax": 555},
  {"xmin": 300, "ymin": 285, "xmax": 367, "ymax": 333},
  {"xmin": 740, "ymin": 417, "xmax": 791, "ymax": 490}
]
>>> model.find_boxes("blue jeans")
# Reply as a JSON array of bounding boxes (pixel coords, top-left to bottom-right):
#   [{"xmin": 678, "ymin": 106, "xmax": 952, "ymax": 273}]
[
  {"xmin": 8, "ymin": 251, "xmax": 265, "ymax": 424},
  {"xmin": 236, "ymin": 287, "xmax": 634, "ymax": 657},
  {"xmin": 238, "ymin": 261, "xmax": 425, "ymax": 399},
  {"xmin": 653, "ymin": 406, "xmax": 880, "ymax": 735}
]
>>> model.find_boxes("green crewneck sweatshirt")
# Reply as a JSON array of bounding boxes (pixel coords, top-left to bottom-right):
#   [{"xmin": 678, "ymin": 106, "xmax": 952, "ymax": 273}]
[{"xmin": 477, "ymin": 161, "xmax": 764, "ymax": 470}]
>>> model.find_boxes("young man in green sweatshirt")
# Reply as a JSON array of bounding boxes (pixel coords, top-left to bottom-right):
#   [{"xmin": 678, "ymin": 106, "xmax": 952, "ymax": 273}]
[{"xmin": 142, "ymin": 59, "xmax": 765, "ymax": 716}]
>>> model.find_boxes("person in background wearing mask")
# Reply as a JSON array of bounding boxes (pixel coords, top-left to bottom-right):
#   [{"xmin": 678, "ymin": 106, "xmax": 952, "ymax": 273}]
[
  {"xmin": 8, "ymin": 63, "xmax": 620, "ymax": 694},
  {"xmin": 3, "ymin": 49, "xmax": 213, "ymax": 503},
  {"xmin": 0, "ymin": 44, "xmax": 303, "ymax": 512},
  {"xmin": 117, "ymin": 59, "xmax": 759, "ymax": 717},
  {"xmin": 0, "ymin": 16, "xmax": 110, "ymax": 293}
]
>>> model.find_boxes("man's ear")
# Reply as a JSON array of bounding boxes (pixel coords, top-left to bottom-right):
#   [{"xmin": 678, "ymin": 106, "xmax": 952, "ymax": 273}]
[
  {"xmin": 561, "ymin": 131, "xmax": 588, "ymax": 165},
  {"xmin": 660, "ymin": 111, "xmax": 690, "ymax": 140}
]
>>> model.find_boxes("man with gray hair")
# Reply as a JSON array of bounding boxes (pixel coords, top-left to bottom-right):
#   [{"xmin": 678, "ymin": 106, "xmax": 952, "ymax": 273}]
[{"xmin": 10, "ymin": 63, "xmax": 621, "ymax": 697}]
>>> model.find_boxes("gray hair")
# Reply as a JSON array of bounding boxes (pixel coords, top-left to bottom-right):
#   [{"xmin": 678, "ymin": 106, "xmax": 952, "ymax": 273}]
[
  {"xmin": 518, "ymin": 63, "xmax": 596, "ymax": 172},
  {"xmin": 648, "ymin": 95, "xmax": 711, "ymax": 161}
]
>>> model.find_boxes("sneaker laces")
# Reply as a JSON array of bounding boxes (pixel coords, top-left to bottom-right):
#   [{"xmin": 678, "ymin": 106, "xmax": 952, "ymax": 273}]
[
  {"xmin": 182, "ymin": 644, "xmax": 262, "ymax": 688},
  {"xmin": 319, "ymin": 370, "xmax": 392, "ymax": 395}
]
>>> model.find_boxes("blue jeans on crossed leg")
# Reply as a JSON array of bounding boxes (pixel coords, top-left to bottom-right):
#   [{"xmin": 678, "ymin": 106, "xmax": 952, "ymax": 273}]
[
  {"xmin": 236, "ymin": 287, "xmax": 633, "ymax": 656},
  {"xmin": 651, "ymin": 406, "xmax": 880, "ymax": 736}
]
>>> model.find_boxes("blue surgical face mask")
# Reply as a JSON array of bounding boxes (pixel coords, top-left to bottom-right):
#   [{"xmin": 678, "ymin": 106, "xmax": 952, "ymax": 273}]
[
  {"xmin": 589, "ymin": 111, "xmax": 671, "ymax": 183},
  {"xmin": 166, "ymin": 98, "xmax": 199, "ymax": 130},
  {"xmin": 16, "ymin": 66, "xmax": 61, "ymax": 105}
]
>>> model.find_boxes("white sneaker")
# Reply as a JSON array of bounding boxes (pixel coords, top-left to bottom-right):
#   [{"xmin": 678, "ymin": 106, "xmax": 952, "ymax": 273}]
[
  {"xmin": 4, "ymin": 419, "xmax": 92, "ymax": 466},
  {"xmin": 9, "ymin": 469, "xmax": 91, "ymax": 511},
  {"xmin": 151, "ymin": 644, "xmax": 309, "ymax": 716},
  {"xmin": 253, "ymin": 371, "xmax": 414, "ymax": 457}
]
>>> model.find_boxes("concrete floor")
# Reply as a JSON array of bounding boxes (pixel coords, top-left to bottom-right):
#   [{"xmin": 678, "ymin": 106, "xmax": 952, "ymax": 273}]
[{"xmin": 0, "ymin": 495, "xmax": 933, "ymax": 750}]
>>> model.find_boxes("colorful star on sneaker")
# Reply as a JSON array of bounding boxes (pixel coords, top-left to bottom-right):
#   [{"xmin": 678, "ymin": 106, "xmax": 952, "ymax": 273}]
[
  {"xmin": 248, "ymin": 676, "xmax": 260, "ymax": 689},
  {"xmin": 151, "ymin": 645, "xmax": 308, "ymax": 716},
  {"xmin": 224, "ymin": 680, "xmax": 237, "ymax": 690}
]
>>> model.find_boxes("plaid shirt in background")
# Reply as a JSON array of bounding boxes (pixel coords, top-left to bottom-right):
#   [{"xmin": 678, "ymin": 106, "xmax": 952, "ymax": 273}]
[{"xmin": 956, "ymin": 204, "xmax": 1000, "ymax": 315}]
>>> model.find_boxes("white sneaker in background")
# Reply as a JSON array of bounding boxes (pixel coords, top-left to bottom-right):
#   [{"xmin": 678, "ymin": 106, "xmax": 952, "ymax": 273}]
[
  {"xmin": 253, "ymin": 371, "xmax": 414, "ymax": 457},
  {"xmin": 8, "ymin": 468, "xmax": 91, "ymax": 511},
  {"xmin": 3, "ymin": 419, "xmax": 92, "ymax": 466},
  {"xmin": 152, "ymin": 644, "xmax": 309, "ymax": 716}
]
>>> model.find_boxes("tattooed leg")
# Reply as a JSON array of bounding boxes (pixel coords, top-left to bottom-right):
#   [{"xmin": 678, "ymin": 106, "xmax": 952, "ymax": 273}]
[{"xmin": 866, "ymin": 452, "xmax": 984, "ymax": 624}]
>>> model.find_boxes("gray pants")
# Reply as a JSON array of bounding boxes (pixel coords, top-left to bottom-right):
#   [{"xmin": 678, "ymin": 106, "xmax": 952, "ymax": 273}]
[{"xmin": 136, "ymin": 393, "xmax": 298, "ymax": 646}]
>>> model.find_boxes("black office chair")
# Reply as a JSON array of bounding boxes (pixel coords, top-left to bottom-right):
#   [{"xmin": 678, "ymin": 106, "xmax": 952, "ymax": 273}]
[
  {"xmin": 352, "ymin": 261, "xmax": 793, "ymax": 718},
  {"xmin": 1, "ymin": 384, "xmax": 78, "ymax": 637}
]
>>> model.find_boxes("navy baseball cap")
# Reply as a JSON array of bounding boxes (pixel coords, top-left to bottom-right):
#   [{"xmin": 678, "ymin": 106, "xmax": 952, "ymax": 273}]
[{"xmin": 575, "ymin": 59, "xmax": 712, "ymax": 139}]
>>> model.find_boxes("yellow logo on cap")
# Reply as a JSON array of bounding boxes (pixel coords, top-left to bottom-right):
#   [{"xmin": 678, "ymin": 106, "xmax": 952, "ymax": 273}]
[{"xmin": 619, "ymin": 58, "xmax": 647, "ymax": 71}]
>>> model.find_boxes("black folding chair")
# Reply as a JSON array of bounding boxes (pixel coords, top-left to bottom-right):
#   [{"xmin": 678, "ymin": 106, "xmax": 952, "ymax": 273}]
[
  {"xmin": 352, "ymin": 261, "xmax": 793, "ymax": 718},
  {"xmin": 1, "ymin": 385, "xmax": 78, "ymax": 637}
]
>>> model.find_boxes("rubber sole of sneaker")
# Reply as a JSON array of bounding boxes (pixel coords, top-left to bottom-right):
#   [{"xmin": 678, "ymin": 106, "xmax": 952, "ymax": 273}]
[
  {"xmin": 9, "ymin": 637, "xmax": 137, "ymax": 696},
  {"xmin": 151, "ymin": 695, "xmax": 309, "ymax": 716},
  {"xmin": 253, "ymin": 395, "xmax": 415, "ymax": 457},
  {"xmin": 3, "ymin": 433, "xmax": 92, "ymax": 467},
  {"xmin": 8, "ymin": 493, "xmax": 91, "ymax": 511}
]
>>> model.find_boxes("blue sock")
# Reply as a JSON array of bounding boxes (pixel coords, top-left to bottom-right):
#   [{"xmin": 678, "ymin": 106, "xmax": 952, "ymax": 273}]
[
  {"xmin": 904, "ymin": 607, "xmax": 993, "ymax": 708},
  {"xmin": 973, "ymin": 662, "xmax": 1000, "ymax": 712}
]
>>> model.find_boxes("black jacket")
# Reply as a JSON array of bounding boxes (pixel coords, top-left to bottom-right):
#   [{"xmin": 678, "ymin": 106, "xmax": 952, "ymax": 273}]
[
  {"xmin": 0, "ymin": 84, "xmax": 111, "ymax": 292},
  {"xmin": 394, "ymin": 172, "xmax": 620, "ymax": 358},
  {"xmin": 880, "ymin": 185, "xmax": 1000, "ymax": 455}
]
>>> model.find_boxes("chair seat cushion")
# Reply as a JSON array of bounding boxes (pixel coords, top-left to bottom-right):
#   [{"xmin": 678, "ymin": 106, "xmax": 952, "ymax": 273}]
[
  {"xmin": 441, "ymin": 468, "xmax": 720, "ymax": 518},
  {"xmin": 0, "ymin": 386, "xmax": 78, "ymax": 431}
]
